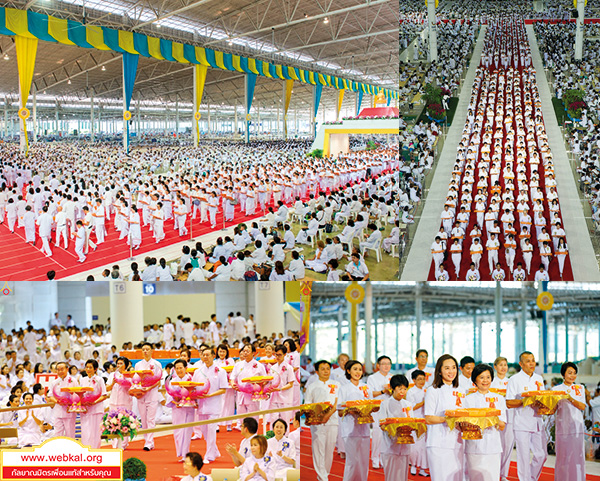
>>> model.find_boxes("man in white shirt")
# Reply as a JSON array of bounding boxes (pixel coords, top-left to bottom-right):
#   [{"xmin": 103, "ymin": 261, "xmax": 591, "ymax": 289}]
[
  {"xmin": 506, "ymin": 351, "xmax": 547, "ymax": 481},
  {"xmin": 233, "ymin": 313, "xmax": 246, "ymax": 341},
  {"xmin": 185, "ymin": 263, "xmax": 206, "ymax": 281},
  {"xmin": 305, "ymin": 360, "xmax": 339, "ymax": 481},
  {"xmin": 405, "ymin": 349, "xmax": 435, "ymax": 388},
  {"xmin": 367, "ymin": 355, "xmax": 393, "ymax": 469},
  {"xmin": 36, "ymin": 206, "xmax": 53, "ymax": 257},
  {"xmin": 458, "ymin": 356, "xmax": 476, "ymax": 391}
]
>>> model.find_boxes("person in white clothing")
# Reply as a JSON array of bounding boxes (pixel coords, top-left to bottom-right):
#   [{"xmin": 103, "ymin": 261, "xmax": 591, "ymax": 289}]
[
  {"xmin": 238, "ymin": 435, "xmax": 275, "ymax": 481},
  {"xmin": 506, "ymin": 351, "xmax": 547, "ymax": 481},
  {"xmin": 367, "ymin": 355, "xmax": 393, "ymax": 469},
  {"xmin": 167, "ymin": 359, "xmax": 196, "ymax": 462},
  {"xmin": 378, "ymin": 374, "xmax": 414, "ymax": 481},
  {"xmin": 463, "ymin": 364, "xmax": 507, "ymax": 481},
  {"xmin": 79, "ymin": 359, "xmax": 108, "ymax": 449},
  {"xmin": 133, "ymin": 342, "xmax": 163, "ymax": 451},
  {"xmin": 36, "ymin": 206, "xmax": 53, "ymax": 257},
  {"xmin": 406, "ymin": 349, "xmax": 435, "ymax": 388},
  {"xmin": 491, "ymin": 357, "xmax": 513, "ymax": 481},
  {"xmin": 424, "ymin": 354, "xmax": 466, "ymax": 481},
  {"xmin": 304, "ymin": 360, "xmax": 339, "ymax": 481},
  {"xmin": 46, "ymin": 361, "xmax": 76, "ymax": 438},
  {"xmin": 267, "ymin": 345, "xmax": 295, "ymax": 428},
  {"xmin": 406, "ymin": 370, "xmax": 427, "ymax": 476},
  {"xmin": 266, "ymin": 419, "xmax": 296, "ymax": 479},
  {"xmin": 552, "ymin": 362, "xmax": 586, "ymax": 481},
  {"xmin": 337, "ymin": 360, "xmax": 372, "ymax": 481},
  {"xmin": 181, "ymin": 452, "xmax": 213, "ymax": 481},
  {"xmin": 458, "ymin": 356, "xmax": 476, "ymax": 391}
]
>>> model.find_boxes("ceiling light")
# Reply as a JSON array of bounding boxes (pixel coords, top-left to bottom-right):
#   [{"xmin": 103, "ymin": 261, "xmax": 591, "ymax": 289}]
[
  {"xmin": 228, "ymin": 40, "xmax": 233, "ymax": 46},
  {"xmin": 323, "ymin": 17, "xmax": 329, "ymax": 24},
  {"xmin": 101, "ymin": 65, "xmax": 106, "ymax": 71},
  {"xmin": 304, "ymin": 13, "xmax": 308, "ymax": 18},
  {"xmin": 68, "ymin": 79, "xmax": 72, "ymax": 84},
  {"xmin": 3, "ymin": 54, "xmax": 8, "ymax": 61},
  {"xmin": 156, "ymin": 22, "xmax": 161, "ymax": 28}
]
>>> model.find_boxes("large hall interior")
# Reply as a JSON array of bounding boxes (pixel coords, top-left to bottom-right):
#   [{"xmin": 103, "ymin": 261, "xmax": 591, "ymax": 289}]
[
  {"xmin": 0, "ymin": 0, "xmax": 400, "ymax": 281},
  {"xmin": 398, "ymin": 0, "xmax": 600, "ymax": 282}
]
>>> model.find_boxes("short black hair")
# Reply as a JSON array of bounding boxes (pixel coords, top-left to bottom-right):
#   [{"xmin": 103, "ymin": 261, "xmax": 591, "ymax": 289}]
[
  {"xmin": 314, "ymin": 360, "xmax": 331, "ymax": 371},
  {"xmin": 185, "ymin": 452, "xmax": 204, "ymax": 471},
  {"xmin": 471, "ymin": 363, "xmax": 494, "ymax": 385},
  {"xmin": 141, "ymin": 342, "xmax": 153, "ymax": 349},
  {"xmin": 560, "ymin": 362, "xmax": 578, "ymax": 377},
  {"xmin": 376, "ymin": 355, "xmax": 391, "ymax": 365},
  {"xmin": 460, "ymin": 356, "xmax": 475, "ymax": 368},
  {"xmin": 242, "ymin": 417, "xmax": 259, "ymax": 434},
  {"xmin": 411, "ymin": 369, "xmax": 425, "ymax": 380},
  {"xmin": 415, "ymin": 349, "xmax": 428, "ymax": 358},
  {"xmin": 390, "ymin": 374, "xmax": 409, "ymax": 390}
]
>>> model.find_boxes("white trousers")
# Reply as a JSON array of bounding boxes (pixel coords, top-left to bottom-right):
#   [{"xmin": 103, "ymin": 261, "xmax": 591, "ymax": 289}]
[
  {"xmin": 172, "ymin": 406, "xmax": 194, "ymax": 458},
  {"xmin": 500, "ymin": 422, "xmax": 515, "ymax": 478},
  {"xmin": 410, "ymin": 434, "xmax": 428, "ymax": 469},
  {"xmin": 311, "ymin": 424, "xmax": 337, "ymax": 481},
  {"xmin": 198, "ymin": 413, "xmax": 220, "ymax": 461},
  {"xmin": 371, "ymin": 411, "xmax": 384, "ymax": 467},
  {"xmin": 555, "ymin": 432, "xmax": 585, "ymax": 481},
  {"xmin": 80, "ymin": 412, "xmax": 103, "ymax": 449},
  {"xmin": 427, "ymin": 446, "xmax": 463, "ymax": 481},
  {"xmin": 382, "ymin": 453, "xmax": 409, "ymax": 481},
  {"xmin": 466, "ymin": 453, "xmax": 500, "ymax": 481},
  {"xmin": 514, "ymin": 429, "xmax": 547, "ymax": 481},
  {"xmin": 138, "ymin": 398, "xmax": 158, "ymax": 449},
  {"xmin": 342, "ymin": 436, "xmax": 370, "ymax": 481},
  {"xmin": 54, "ymin": 415, "xmax": 76, "ymax": 439}
]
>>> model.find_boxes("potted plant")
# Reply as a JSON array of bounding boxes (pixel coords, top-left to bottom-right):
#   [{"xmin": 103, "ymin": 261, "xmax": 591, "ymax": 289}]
[
  {"xmin": 123, "ymin": 457, "xmax": 147, "ymax": 481},
  {"xmin": 562, "ymin": 89, "xmax": 586, "ymax": 121}
]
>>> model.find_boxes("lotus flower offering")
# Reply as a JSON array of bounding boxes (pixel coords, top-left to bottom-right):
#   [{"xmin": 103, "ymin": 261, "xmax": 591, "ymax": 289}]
[
  {"xmin": 123, "ymin": 369, "xmax": 162, "ymax": 397},
  {"xmin": 166, "ymin": 377, "xmax": 210, "ymax": 408},
  {"xmin": 341, "ymin": 399, "xmax": 382, "ymax": 424},
  {"xmin": 259, "ymin": 359, "xmax": 277, "ymax": 373},
  {"xmin": 521, "ymin": 390, "xmax": 569, "ymax": 415},
  {"xmin": 238, "ymin": 374, "xmax": 280, "ymax": 401},
  {"xmin": 380, "ymin": 417, "xmax": 427, "ymax": 444},
  {"xmin": 445, "ymin": 408, "xmax": 501, "ymax": 440},
  {"xmin": 222, "ymin": 365, "xmax": 234, "ymax": 373},
  {"xmin": 54, "ymin": 384, "xmax": 101, "ymax": 413},
  {"xmin": 300, "ymin": 402, "xmax": 334, "ymax": 425}
]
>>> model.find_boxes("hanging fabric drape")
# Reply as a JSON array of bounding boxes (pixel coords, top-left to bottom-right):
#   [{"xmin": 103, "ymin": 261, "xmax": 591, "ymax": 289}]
[
  {"xmin": 193, "ymin": 64, "xmax": 208, "ymax": 147},
  {"xmin": 356, "ymin": 91, "xmax": 363, "ymax": 116},
  {"xmin": 244, "ymin": 73, "xmax": 257, "ymax": 143},
  {"xmin": 337, "ymin": 89, "xmax": 345, "ymax": 120},
  {"xmin": 313, "ymin": 84, "xmax": 323, "ymax": 138},
  {"xmin": 15, "ymin": 35, "xmax": 38, "ymax": 153},
  {"xmin": 122, "ymin": 52, "xmax": 138, "ymax": 154},
  {"xmin": 283, "ymin": 79, "xmax": 293, "ymax": 139}
]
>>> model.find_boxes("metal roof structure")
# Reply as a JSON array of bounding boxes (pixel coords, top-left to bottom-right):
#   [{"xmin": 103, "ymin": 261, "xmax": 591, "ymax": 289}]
[{"xmin": 0, "ymin": 0, "xmax": 398, "ymax": 121}]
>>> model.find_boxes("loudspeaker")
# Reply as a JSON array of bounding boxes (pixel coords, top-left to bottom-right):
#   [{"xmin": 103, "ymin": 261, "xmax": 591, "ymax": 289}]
[{"xmin": 572, "ymin": 9, "xmax": 579, "ymax": 18}]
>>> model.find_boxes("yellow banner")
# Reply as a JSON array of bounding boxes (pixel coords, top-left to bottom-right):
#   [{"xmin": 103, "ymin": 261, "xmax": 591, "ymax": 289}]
[
  {"xmin": 337, "ymin": 89, "xmax": 345, "ymax": 119},
  {"xmin": 15, "ymin": 35, "xmax": 38, "ymax": 153},
  {"xmin": 194, "ymin": 64, "xmax": 208, "ymax": 147}
]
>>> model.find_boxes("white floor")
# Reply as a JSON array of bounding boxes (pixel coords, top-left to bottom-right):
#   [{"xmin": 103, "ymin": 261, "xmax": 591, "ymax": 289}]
[
  {"xmin": 510, "ymin": 450, "xmax": 600, "ymax": 476},
  {"xmin": 526, "ymin": 24, "xmax": 600, "ymax": 281},
  {"xmin": 401, "ymin": 26, "xmax": 487, "ymax": 280}
]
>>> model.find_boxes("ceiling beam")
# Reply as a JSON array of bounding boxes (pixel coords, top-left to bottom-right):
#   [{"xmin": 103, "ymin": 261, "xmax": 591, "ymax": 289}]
[
  {"xmin": 132, "ymin": 0, "xmax": 215, "ymax": 30},
  {"xmin": 283, "ymin": 28, "xmax": 397, "ymax": 52},
  {"xmin": 202, "ymin": 0, "xmax": 392, "ymax": 47}
]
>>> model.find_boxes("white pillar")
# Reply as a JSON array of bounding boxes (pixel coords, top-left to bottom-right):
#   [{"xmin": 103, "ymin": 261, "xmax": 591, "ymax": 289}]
[
  {"xmin": 257, "ymin": 102, "xmax": 260, "ymax": 136},
  {"xmin": 254, "ymin": 282, "xmax": 285, "ymax": 336},
  {"xmin": 207, "ymin": 103, "xmax": 211, "ymax": 136},
  {"xmin": 90, "ymin": 91, "xmax": 95, "ymax": 142},
  {"xmin": 364, "ymin": 282, "xmax": 373, "ymax": 372},
  {"xmin": 110, "ymin": 282, "xmax": 144, "ymax": 350},
  {"xmin": 193, "ymin": 66, "xmax": 199, "ymax": 146},
  {"xmin": 427, "ymin": 0, "xmax": 438, "ymax": 62},
  {"xmin": 175, "ymin": 99, "xmax": 179, "ymax": 138},
  {"xmin": 234, "ymin": 104, "xmax": 238, "ymax": 136},
  {"xmin": 3, "ymin": 99, "xmax": 7, "ymax": 140},
  {"xmin": 136, "ymin": 99, "xmax": 140, "ymax": 141},
  {"xmin": 32, "ymin": 85, "xmax": 37, "ymax": 142},
  {"xmin": 575, "ymin": 0, "xmax": 584, "ymax": 61}
]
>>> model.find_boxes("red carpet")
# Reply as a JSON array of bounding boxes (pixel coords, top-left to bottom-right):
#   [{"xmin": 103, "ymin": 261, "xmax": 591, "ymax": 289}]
[
  {"xmin": 0, "ymin": 169, "xmax": 392, "ymax": 280},
  {"xmin": 299, "ymin": 429, "xmax": 599, "ymax": 480},
  {"xmin": 102, "ymin": 424, "xmax": 282, "ymax": 481},
  {"xmin": 428, "ymin": 19, "xmax": 574, "ymax": 281}
]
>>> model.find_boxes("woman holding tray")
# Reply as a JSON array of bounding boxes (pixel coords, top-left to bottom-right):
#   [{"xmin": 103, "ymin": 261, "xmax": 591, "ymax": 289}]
[
  {"xmin": 424, "ymin": 354, "xmax": 466, "ymax": 481},
  {"xmin": 336, "ymin": 360, "xmax": 373, "ymax": 481},
  {"xmin": 552, "ymin": 362, "xmax": 586, "ymax": 481},
  {"xmin": 463, "ymin": 364, "xmax": 507, "ymax": 481}
]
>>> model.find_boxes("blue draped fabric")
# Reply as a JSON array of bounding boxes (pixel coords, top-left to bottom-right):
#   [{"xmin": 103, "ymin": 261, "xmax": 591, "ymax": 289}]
[
  {"xmin": 356, "ymin": 91, "xmax": 363, "ymax": 116},
  {"xmin": 123, "ymin": 52, "xmax": 138, "ymax": 154},
  {"xmin": 313, "ymin": 84, "xmax": 323, "ymax": 138},
  {"xmin": 245, "ymin": 73, "xmax": 257, "ymax": 143}
]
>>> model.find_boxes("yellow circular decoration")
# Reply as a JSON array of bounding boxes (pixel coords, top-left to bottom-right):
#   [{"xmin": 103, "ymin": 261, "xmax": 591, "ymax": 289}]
[
  {"xmin": 536, "ymin": 292, "xmax": 554, "ymax": 311},
  {"xmin": 344, "ymin": 282, "xmax": 365, "ymax": 304},
  {"xmin": 18, "ymin": 108, "xmax": 30, "ymax": 120},
  {"xmin": 246, "ymin": 114, "xmax": 251, "ymax": 121},
  {"xmin": 123, "ymin": 110, "xmax": 132, "ymax": 121},
  {"xmin": 195, "ymin": 112, "xmax": 201, "ymax": 120},
  {"xmin": 574, "ymin": 0, "xmax": 588, "ymax": 7}
]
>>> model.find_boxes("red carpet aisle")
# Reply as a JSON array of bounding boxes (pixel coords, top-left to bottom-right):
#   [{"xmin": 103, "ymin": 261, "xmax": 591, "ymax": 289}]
[
  {"xmin": 102, "ymin": 426, "xmax": 259, "ymax": 481},
  {"xmin": 299, "ymin": 429, "xmax": 599, "ymax": 481},
  {"xmin": 0, "ymin": 169, "xmax": 392, "ymax": 280},
  {"xmin": 427, "ymin": 18, "xmax": 574, "ymax": 281}
]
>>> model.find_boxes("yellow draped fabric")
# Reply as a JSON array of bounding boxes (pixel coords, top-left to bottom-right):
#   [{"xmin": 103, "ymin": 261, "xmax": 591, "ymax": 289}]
[
  {"xmin": 15, "ymin": 35, "xmax": 38, "ymax": 152},
  {"xmin": 247, "ymin": 58, "xmax": 259, "ymax": 75},
  {"xmin": 337, "ymin": 89, "xmax": 345, "ymax": 119},
  {"xmin": 232, "ymin": 55, "xmax": 244, "ymax": 73},
  {"xmin": 380, "ymin": 418, "xmax": 427, "ymax": 444},
  {"xmin": 86, "ymin": 25, "xmax": 110, "ymax": 50},
  {"xmin": 172, "ymin": 43, "xmax": 188, "ymax": 63},
  {"xmin": 194, "ymin": 64, "xmax": 208, "ymax": 147},
  {"xmin": 521, "ymin": 391, "xmax": 569, "ymax": 415},
  {"xmin": 118, "ymin": 30, "xmax": 137, "ymax": 54},
  {"xmin": 147, "ymin": 37, "xmax": 164, "ymax": 60},
  {"xmin": 5, "ymin": 9, "xmax": 34, "ymax": 38},
  {"xmin": 214, "ymin": 50, "xmax": 225, "ymax": 70},
  {"xmin": 48, "ymin": 16, "xmax": 74, "ymax": 45}
]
